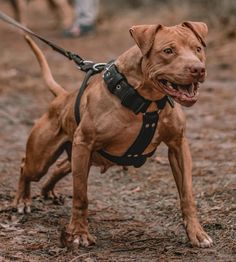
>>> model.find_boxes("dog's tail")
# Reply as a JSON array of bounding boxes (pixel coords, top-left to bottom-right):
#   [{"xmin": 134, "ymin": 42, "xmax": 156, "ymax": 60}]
[{"xmin": 24, "ymin": 35, "xmax": 66, "ymax": 97}]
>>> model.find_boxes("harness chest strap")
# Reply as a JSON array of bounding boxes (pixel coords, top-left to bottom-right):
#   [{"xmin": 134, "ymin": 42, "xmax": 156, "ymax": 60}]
[
  {"xmin": 74, "ymin": 63, "xmax": 174, "ymax": 167},
  {"xmin": 98, "ymin": 111, "xmax": 159, "ymax": 168}
]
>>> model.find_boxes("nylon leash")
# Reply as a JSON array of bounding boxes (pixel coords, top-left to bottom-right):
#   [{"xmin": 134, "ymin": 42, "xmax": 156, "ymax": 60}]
[{"xmin": 0, "ymin": 10, "xmax": 90, "ymax": 70}]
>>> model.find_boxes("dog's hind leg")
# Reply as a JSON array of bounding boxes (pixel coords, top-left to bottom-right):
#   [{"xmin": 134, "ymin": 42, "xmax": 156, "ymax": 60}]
[
  {"xmin": 41, "ymin": 142, "xmax": 71, "ymax": 198},
  {"xmin": 41, "ymin": 157, "xmax": 71, "ymax": 199},
  {"xmin": 14, "ymin": 113, "xmax": 68, "ymax": 213}
]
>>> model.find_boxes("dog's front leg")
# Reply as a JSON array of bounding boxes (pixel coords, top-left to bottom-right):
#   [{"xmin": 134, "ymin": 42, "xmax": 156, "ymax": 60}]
[
  {"xmin": 167, "ymin": 136, "xmax": 213, "ymax": 248},
  {"xmin": 65, "ymin": 129, "xmax": 96, "ymax": 247}
]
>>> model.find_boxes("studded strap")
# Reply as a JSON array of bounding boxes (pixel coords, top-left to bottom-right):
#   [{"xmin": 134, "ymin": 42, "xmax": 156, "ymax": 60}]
[{"xmin": 103, "ymin": 63, "xmax": 152, "ymax": 114}]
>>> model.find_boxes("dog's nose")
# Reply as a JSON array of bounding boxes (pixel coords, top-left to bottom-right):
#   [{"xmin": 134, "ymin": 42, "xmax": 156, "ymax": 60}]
[{"xmin": 188, "ymin": 65, "xmax": 205, "ymax": 78}]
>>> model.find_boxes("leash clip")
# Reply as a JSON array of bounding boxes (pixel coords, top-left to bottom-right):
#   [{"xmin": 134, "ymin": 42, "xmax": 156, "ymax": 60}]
[
  {"xmin": 76, "ymin": 61, "xmax": 106, "ymax": 73},
  {"xmin": 77, "ymin": 60, "xmax": 93, "ymax": 70},
  {"xmin": 93, "ymin": 62, "xmax": 107, "ymax": 72}
]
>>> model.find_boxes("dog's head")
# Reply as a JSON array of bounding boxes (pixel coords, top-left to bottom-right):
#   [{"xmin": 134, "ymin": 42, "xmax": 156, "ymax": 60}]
[{"xmin": 130, "ymin": 21, "xmax": 208, "ymax": 107}]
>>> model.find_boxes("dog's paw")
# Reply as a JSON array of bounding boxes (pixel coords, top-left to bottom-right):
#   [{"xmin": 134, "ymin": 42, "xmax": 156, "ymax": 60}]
[
  {"xmin": 41, "ymin": 188, "xmax": 65, "ymax": 206},
  {"xmin": 60, "ymin": 227, "xmax": 96, "ymax": 248},
  {"xmin": 41, "ymin": 188, "xmax": 57, "ymax": 199},
  {"xmin": 185, "ymin": 220, "xmax": 213, "ymax": 248},
  {"xmin": 13, "ymin": 198, "xmax": 31, "ymax": 214},
  {"xmin": 73, "ymin": 233, "xmax": 96, "ymax": 247}
]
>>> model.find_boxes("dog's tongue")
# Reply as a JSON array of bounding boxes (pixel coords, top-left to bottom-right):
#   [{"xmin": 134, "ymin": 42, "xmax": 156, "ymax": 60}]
[{"xmin": 178, "ymin": 84, "xmax": 194, "ymax": 97}]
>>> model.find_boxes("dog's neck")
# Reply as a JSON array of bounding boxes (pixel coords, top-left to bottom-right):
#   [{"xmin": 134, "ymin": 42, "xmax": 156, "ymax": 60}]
[{"xmin": 116, "ymin": 46, "xmax": 164, "ymax": 101}]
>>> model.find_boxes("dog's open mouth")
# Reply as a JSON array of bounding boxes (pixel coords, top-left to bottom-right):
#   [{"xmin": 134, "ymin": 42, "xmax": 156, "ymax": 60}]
[{"xmin": 159, "ymin": 79, "xmax": 199, "ymax": 106}]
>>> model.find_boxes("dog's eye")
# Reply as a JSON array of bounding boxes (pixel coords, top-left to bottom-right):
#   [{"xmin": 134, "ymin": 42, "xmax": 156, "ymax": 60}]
[
  {"xmin": 163, "ymin": 48, "xmax": 173, "ymax": 54},
  {"xmin": 196, "ymin": 46, "xmax": 202, "ymax": 53}
]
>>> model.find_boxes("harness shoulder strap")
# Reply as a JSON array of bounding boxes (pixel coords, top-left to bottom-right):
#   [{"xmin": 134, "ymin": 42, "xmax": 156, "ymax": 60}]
[{"xmin": 74, "ymin": 69, "xmax": 94, "ymax": 124}]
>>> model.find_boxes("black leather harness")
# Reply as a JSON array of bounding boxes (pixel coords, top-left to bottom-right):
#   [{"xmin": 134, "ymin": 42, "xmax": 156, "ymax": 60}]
[{"xmin": 74, "ymin": 62, "xmax": 174, "ymax": 168}]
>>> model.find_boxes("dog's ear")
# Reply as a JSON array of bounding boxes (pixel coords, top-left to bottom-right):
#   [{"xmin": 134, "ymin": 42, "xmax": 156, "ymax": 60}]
[
  {"xmin": 129, "ymin": 24, "xmax": 162, "ymax": 56},
  {"xmin": 182, "ymin": 21, "xmax": 208, "ymax": 47}
]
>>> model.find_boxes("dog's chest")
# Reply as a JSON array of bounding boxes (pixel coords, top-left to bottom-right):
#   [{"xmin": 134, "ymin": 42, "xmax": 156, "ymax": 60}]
[{"xmin": 98, "ymin": 110, "xmax": 162, "ymax": 155}]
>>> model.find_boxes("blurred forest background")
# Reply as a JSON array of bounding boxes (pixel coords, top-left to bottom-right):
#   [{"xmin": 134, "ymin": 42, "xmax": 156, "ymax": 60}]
[{"xmin": 104, "ymin": 0, "xmax": 236, "ymax": 24}]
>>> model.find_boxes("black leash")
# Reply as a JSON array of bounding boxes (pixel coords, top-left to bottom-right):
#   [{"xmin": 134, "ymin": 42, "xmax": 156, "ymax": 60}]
[{"xmin": 0, "ymin": 10, "xmax": 106, "ymax": 73}]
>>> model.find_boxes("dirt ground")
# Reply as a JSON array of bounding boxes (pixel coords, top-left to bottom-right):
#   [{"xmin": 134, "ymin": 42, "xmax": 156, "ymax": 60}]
[{"xmin": 0, "ymin": 2, "xmax": 235, "ymax": 262}]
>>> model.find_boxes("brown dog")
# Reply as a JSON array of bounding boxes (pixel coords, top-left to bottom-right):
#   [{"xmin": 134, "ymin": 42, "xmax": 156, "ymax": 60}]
[{"xmin": 14, "ymin": 21, "xmax": 213, "ymax": 248}]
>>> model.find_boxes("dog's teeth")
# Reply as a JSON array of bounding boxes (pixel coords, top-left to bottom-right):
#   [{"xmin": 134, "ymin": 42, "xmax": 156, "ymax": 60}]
[
  {"xmin": 194, "ymin": 82, "xmax": 199, "ymax": 90},
  {"xmin": 188, "ymin": 84, "xmax": 194, "ymax": 94}
]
